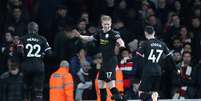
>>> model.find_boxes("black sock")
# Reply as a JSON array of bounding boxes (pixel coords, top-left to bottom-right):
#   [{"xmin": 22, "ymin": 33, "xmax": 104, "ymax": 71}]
[
  {"xmin": 140, "ymin": 92, "xmax": 151, "ymax": 101},
  {"xmin": 110, "ymin": 87, "xmax": 119, "ymax": 95},
  {"xmin": 100, "ymin": 88, "xmax": 107, "ymax": 101}
]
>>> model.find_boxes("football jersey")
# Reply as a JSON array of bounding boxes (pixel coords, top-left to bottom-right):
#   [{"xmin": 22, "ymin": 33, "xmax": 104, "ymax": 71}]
[
  {"xmin": 138, "ymin": 38, "xmax": 169, "ymax": 76},
  {"xmin": 19, "ymin": 34, "xmax": 51, "ymax": 60},
  {"xmin": 93, "ymin": 29, "xmax": 121, "ymax": 60}
]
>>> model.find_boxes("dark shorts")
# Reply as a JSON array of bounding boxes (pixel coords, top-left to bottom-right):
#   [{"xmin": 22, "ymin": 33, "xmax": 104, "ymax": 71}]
[
  {"xmin": 99, "ymin": 56, "xmax": 118, "ymax": 82},
  {"xmin": 21, "ymin": 59, "xmax": 45, "ymax": 89},
  {"xmin": 102, "ymin": 56, "xmax": 118, "ymax": 71},
  {"xmin": 98, "ymin": 70, "xmax": 116, "ymax": 82},
  {"xmin": 139, "ymin": 76, "xmax": 161, "ymax": 92}
]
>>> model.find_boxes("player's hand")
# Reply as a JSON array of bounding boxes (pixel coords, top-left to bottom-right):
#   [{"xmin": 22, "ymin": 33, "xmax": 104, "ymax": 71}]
[{"xmin": 73, "ymin": 29, "xmax": 80, "ymax": 37}]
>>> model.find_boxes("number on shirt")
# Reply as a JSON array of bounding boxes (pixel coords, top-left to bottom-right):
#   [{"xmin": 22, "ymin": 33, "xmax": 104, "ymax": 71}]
[
  {"xmin": 106, "ymin": 72, "xmax": 112, "ymax": 79},
  {"xmin": 25, "ymin": 43, "xmax": 41, "ymax": 57},
  {"xmin": 148, "ymin": 49, "xmax": 163, "ymax": 63}
]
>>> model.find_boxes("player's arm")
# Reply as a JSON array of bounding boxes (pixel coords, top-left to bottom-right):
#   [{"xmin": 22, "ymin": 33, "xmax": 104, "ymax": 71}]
[
  {"xmin": 136, "ymin": 42, "xmax": 146, "ymax": 58},
  {"xmin": 114, "ymin": 32, "xmax": 125, "ymax": 48},
  {"xmin": 43, "ymin": 38, "xmax": 53, "ymax": 57},
  {"xmin": 163, "ymin": 43, "xmax": 172, "ymax": 58},
  {"xmin": 79, "ymin": 35, "xmax": 95, "ymax": 42},
  {"xmin": 16, "ymin": 39, "xmax": 25, "ymax": 57},
  {"xmin": 114, "ymin": 33, "xmax": 125, "ymax": 55},
  {"xmin": 74, "ymin": 29, "xmax": 96, "ymax": 42}
]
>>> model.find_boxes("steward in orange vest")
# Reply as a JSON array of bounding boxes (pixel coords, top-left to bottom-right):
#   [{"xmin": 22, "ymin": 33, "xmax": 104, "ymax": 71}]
[{"xmin": 49, "ymin": 60, "xmax": 74, "ymax": 101}]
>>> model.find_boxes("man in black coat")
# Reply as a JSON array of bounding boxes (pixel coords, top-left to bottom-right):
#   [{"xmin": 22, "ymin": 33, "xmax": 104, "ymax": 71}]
[{"xmin": 0, "ymin": 55, "xmax": 25, "ymax": 101}]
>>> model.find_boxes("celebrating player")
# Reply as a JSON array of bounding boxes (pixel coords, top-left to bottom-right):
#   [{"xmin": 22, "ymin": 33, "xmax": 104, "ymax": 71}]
[{"xmin": 76, "ymin": 15, "xmax": 125, "ymax": 101}]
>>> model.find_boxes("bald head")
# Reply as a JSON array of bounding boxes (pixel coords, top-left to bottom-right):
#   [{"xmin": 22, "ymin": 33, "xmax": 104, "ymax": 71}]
[
  {"xmin": 28, "ymin": 21, "xmax": 39, "ymax": 34},
  {"xmin": 60, "ymin": 60, "xmax": 69, "ymax": 67}
]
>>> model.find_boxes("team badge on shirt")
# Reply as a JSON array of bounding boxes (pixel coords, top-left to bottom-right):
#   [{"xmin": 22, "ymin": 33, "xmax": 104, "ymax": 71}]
[{"xmin": 105, "ymin": 34, "xmax": 109, "ymax": 39}]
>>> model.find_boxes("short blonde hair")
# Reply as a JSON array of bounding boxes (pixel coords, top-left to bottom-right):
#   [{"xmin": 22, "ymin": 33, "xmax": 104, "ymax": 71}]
[{"xmin": 101, "ymin": 15, "xmax": 112, "ymax": 22}]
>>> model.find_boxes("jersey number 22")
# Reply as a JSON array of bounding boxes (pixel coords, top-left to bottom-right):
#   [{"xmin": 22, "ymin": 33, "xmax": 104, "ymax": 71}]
[{"xmin": 25, "ymin": 43, "xmax": 41, "ymax": 57}]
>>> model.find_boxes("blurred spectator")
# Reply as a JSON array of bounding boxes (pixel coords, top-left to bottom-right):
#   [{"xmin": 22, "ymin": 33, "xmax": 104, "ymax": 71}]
[
  {"xmin": 52, "ymin": 5, "xmax": 73, "ymax": 34},
  {"xmin": 4, "ymin": 7, "xmax": 28, "ymax": 36},
  {"xmin": 70, "ymin": 48, "xmax": 92, "ymax": 84},
  {"xmin": 24, "ymin": 0, "xmax": 40, "ymax": 19},
  {"xmin": 191, "ymin": 17, "xmax": 201, "ymax": 63},
  {"xmin": 118, "ymin": 48, "xmax": 138, "ymax": 99},
  {"xmin": 172, "ymin": 51, "xmax": 182, "ymax": 65},
  {"xmin": 172, "ymin": 0, "xmax": 182, "ymax": 16},
  {"xmin": 124, "ymin": 8, "xmax": 144, "ymax": 39},
  {"xmin": 0, "ymin": 55, "xmax": 25, "ymax": 101},
  {"xmin": 192, "ymin": 5, "xmax": 201, "ymax": 18},
  {"xmin": 76, "ymin": 19, "xmax": 89, "ymax": 35},
  {"xmin": 6, "ymin": 0, "xmax": 29, "ymax": 16},
  {"xmin": 178, "ymin": 26, "xmax": 192, "ymax": 43},
  {"xmin": 87, "ymin": 24, "xmax": 98, "ymax": 35},
  {"xmin": 139, "ymin": 1, "xmax": 151, "ymax": 20},
  {"xmin": 49, "ymin": 60, "xmax": 74, "ymax": 101},
  {"xmin": 164, "ymin": 14, "xmax": 181, "ymax": 47},
  {"xmin": 193, "ymin": 62, "xmax": 201, "ymax": 98},
  {"xmin": 80, "ymin": 12, "xmax": 89, "ymax": 25},
  {"xmin": 182, "ymin": 43, "xmax": 192, "ymax": 54},
  {"xmin": 112, "ymin": 0, "xmax": 128, "ymax": 20},
  {"xmin": 0, "ymin": 32, "xmax": 19, "ymax": 74},
  {"xmin": 173, "ymin": 52, "xmax": 196, "ymax": 99},
  {"xmin": 90, "ymin": 0, "xmax": 121, "ymax": 22},
  {"xmin": 75, "ymin": 61, "xmax": 92, "ymax": 101},
  {"xmin": 54, "ymin": 24, "xmax": 83, "ymax": 61},
  {"xmin": 147, "ymin": 15, "xmax": 162, "ymax": 36},
  {"xmin": 128, "ymin": 39, "xmax": 139, "ymax": 52},
  {"xmin": 113, "ymin": 19, "xmax": 132, "ymax": 44},
  {"xmin": 156, "ymin": 0, "xmax": 169, "ymax": 25},
  {"xmin": 172, "ymin": 38, "xmax": 183, "ymax": 52}
]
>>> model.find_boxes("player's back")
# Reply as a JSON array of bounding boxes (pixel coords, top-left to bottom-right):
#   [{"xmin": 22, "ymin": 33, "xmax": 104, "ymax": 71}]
[
  {"xmin": 141, "ymin": 39, "xmax": 169, "ymax": 76},
  {"xmin": 20, "ymin": 34, "xmax": 50, "ymax": 61}
]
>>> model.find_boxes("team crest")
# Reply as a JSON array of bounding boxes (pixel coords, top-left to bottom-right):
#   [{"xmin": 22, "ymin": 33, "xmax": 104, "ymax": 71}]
[{"xmin": 105, "ymin": 34, "xmax": 109, "ymax": 38}]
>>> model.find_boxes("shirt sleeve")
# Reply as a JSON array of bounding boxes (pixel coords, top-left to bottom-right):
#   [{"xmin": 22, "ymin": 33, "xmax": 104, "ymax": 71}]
[
  {"xmin": 92, "ymin": 33, "xmax": 99, "ymax": 40},
  {"xmin": 43, "ymin": 38, "xmax": 51, "ymax": 52},
  {"xmin": 114, "ymin": 32, "xmax": 121, "ymax": 40},
  {"xmin": 136, "ymin": 42, "xmax": 146, "ymax": 57},
  {"xmin": 164, "ymin": 43, "xmax": 170, "ymax": 55}
]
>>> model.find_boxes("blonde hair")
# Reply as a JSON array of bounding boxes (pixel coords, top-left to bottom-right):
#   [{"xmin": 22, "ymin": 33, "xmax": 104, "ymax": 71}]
[{"xmin": 101, "ymin": 15, "xmax": 112, "ymax": 22}]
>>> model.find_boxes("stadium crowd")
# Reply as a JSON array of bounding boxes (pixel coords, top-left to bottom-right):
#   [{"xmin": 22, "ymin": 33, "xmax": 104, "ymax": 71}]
[{"xmin": 0, "ymin": 0, "xmax": 201, "ymax": 101}]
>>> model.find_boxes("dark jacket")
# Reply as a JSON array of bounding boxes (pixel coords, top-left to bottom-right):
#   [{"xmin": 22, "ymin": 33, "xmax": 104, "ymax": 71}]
[{"xmin": 0, "ymin": 72, "xmax": 24, "ymax": 101}]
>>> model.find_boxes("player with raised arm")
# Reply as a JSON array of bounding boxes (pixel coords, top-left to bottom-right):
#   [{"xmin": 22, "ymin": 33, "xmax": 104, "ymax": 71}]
[
  {"xmin": 136, "ymin": 26, "xmax": 170, "ymax": 101},
  {"xmin": 17, "ymin": 22, "xmax": 52, "ymax": 101},
  {"xmin": 77, "ymin": 15, "xmax": 125, "ymax": 101}
]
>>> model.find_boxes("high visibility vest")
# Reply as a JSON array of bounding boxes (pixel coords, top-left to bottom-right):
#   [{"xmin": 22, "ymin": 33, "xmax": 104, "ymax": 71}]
[
  {"xmin": 49, "ymin": 67, "xmax": 74, "ymax": 101},
  {"xmin": 96, "ymin": 66, "xmax": 124, "ymax": 101},
  {"xmin": 118, "ymin": 59, "xmax": 134, "ymax": 88}
]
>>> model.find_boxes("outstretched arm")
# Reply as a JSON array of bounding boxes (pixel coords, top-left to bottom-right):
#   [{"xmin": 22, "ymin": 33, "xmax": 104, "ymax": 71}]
[
  {"xmin": 116, "ymin": 38, "xmax": 125, "ymax": 48},
  {"xmin": 79, "ymin": 35, "xmax": 95, "ymax": 42},
  {"xmin": 74, "ymin": 29, "xmax": 95, "ymax": 42}
]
